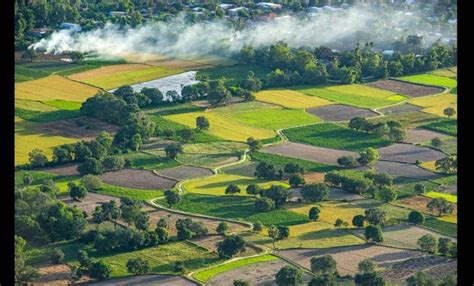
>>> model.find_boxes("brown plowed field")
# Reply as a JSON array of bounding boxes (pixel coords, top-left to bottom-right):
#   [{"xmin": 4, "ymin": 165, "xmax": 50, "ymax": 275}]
[
  {"xmin": 374, "ymin": 161, "xmax": 441, "ymax": 180},
  {"xmin": 378, "ymin": 103, "xmax": 423, "ymax": 115},
  {"xmin": 378, "ymin": 143, "xmax": 446, "ymax": 164},
  {"xmin": 396, "ymin": 196, "xmax": 457, "ymax": 217},
  {"xmin": 405, "ymin": 128, "xmax": 448, "ymax": 144},
  {"xmin": 31, "ymin": 117, "xmax": 119, "ymax": 140},
  {"xmin": 100, "ymin": 169, "xmax": 177, "ymax": 190},
  {"xmin": 38, "ymin": 164, "xmax": 79, "ymax": 176},
  {"xmin": 89, "ymin": 275, "xmax": 198, "ymax": 285},
  {"xmin": 306, "ymin": 104, "xmax": 378, "ymax": 122},
  {"xmin": 366, "ymin": 79, "xmax": 444, "ymax": 97},
  {"xmin": 61, "ymin": 192, "xmax": 120, "ymax": 215},
  {"xmin": 156, "ymin": 165, "xmax": 214, "ymax": 181},
  {"xmin": 261, "ymin": 141, "xmax": 359, "ymax": 165}
]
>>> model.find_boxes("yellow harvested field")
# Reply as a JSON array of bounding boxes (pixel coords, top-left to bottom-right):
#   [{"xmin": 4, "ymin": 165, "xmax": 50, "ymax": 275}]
[
  {"xmin": 15, "ymin": 99, "xmax": 58, "ymax": 112},
  {"xmin": 408, "ymin": 93, "xmax": 457, "ymax": 117},
  {"xmin": 432, "ymin": 67, "xmax": 457, "ymax": 78},
  {"xmin": 439, "ymin": 215, "xmax": 457, "ymax": 224},
  {"xmin": 183, "ymin": 174, "xmax": 288, "ymax": 196},
  {"xmin": 15, "ymin": 75, "xmax": 101, "ymax": 102},
  {"xmin": 15, "ymin": 117, "xmax": 78, "ymax": 165},
  {"xmin": 287, "ymin": 201, "xmax": 365, "ymax": 228},
  {"xmin": 164, "ymin": 111, "xmax": 276, "ymax": 142},
  {"xmin": 68, "ymin": 64, "xmax": 184, "ymax": 90},
  {"xmin": 255, "ymin": 89, "xmax": 333, "ymax": 109},
  {"xmin": 419, "ymin": 161, "xmax": 438, "ymax": 172}
]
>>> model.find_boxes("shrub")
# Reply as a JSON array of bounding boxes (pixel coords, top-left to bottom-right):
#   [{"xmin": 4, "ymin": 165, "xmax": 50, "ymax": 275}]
[
  {"xmin": 408, "ymin": 210, "xmax": 425, "ymax": 225},
  {"xmin": 50, "ymin": 248, "xmax": 65, "ymax": 264},
  {"xmin": 310, "ymin": 255, "xmax": 337, "ymax": 275},
  {"xmin": 80, "ymin": 175, "xmax": 102, "ymax": 191},
  {"xmin": 254, "ymin": 197, "xmax": 275, "ymax": 212},
  {"xmin": 417, "ymin": 234, "xmax": 438, "ymax": 253},
  {"xmin": 352, "ymin": 215, "xmax": 365, "ymax": 228},
  {"xmin": 365, "ymin": 225, "xmax": 383, "ymax": 242},
  {"xmin": 337, "ymin": 156, "xmax": 357, "ymax": 168},
  {"xmin": 301, "ymin": 183, "xmax": 328, "ymax": 202}
]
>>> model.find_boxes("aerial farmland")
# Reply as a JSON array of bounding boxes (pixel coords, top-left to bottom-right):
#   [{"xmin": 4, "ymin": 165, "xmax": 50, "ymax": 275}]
[{"xmin": 13, "ymin": 1, "xmax": 458, "ymax": 285}]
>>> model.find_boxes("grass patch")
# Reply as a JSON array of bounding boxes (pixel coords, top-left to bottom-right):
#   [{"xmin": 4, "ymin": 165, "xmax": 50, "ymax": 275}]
[
  {"xmin": 431, "ymin": 67, "xmax": 457, "ymax": 78},
  {"xmin": 15, "ymin": 75, "xmax": 101, "ymax": 102},
  {"xmin": 160, "ymin": 193, "xmax": 309, "ymax": 226},
  {"xmin": 150, "ymin": 115, "xmax": 221, "ymax": 143},
  {"xmin": 197, "ymin": 64, "xmax": 272, "ymax": 86},
  {"xmin": 146, "ymin": 103, "xmax": 205, "ymax": 116},
  {"xmin": 408, "ymin": 93, "xmax": 457, "ymax": 118},
  {"xmin": 255, "ymin": 89, "xmax": 334, "ymax": 109},
  {"xmin": 399, "ymin": 74, "xmax": 457, "ymax": 89},
  {"xmin": 283, "ymin": 123, "xmax": 392, "ymax": 151},
  {"xmin": 193, "ymin": 254, "xmax": 278, "ymax": 282},
  {"xmin": 421, "ymin": 118, "xmax": 457, "ymax": 136},
  {"xmin": 15, "ymin": 108, "xmax": 80, "ymax": 123},
  {"xmin": 43, "ymin": 100, "xmax": 83, "ymax": 110},
  {"xmin": 164, "ymin": 111, "xmax": 276, "ymax": 142},
  {"xmin": 422, "ymin": 217, "xmax": 457, "ymax": 237},
  {"xmin": 97, "ymin": 184, "xmax": 164, "ymax": 201},
  {"xmin": 424, "ymin": 191, "xmax": 457, "ymax": 203},
  {"xmin": 15, "ymin": 65, "xmax": 50, "ymax": 82},
  {"xmin": 69, "ymin": 64, "xmax": 184, "ymax": 90},
  {"xmin": 15, "ymin": 99, "xmax": 58, "ymax": 112},
  {"xmin": 55, "ymin": 64, "xmax": 101, "ymax": 76},
  {"xmin": 15, "ymin": 170, "xmax": 57, "ymax": 186},
  {"xmin": 293, "ymin": 84, "xmax": 406, "ymax": 109},
  {"xmin": 250, "ymin": 151, "xmax": 339, "ymax": 173},
  {"xmin": 182, "ymin": 174, "xmax": 288, "ymax": 196},
  {"xmin": 288, "ymin": 201, "xmax": 365, "ymax": 227},
  {"xmin": 122, "ymin": 152, "xmax": 181, "ymax": 170},
  {"xmin": 393, "ymin": 177, "xmax": 439, "ymax": 198}
]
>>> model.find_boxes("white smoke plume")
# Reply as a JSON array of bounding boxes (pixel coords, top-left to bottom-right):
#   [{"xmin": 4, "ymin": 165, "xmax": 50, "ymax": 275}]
[{"xmin": 30, "ymin": 3, "xmax": 456, "ymax": 59}]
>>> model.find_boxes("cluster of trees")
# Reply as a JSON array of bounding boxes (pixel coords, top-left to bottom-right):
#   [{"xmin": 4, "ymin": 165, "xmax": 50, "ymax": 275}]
[
  {"xmin": 240, "ymin": 41, "xmax": 456, "ymax": 88},
  {"xmin": 405, "ymin": 272, "xmax": 457, "ymax": 286},
  {"xmin": 348, "ymin": 117, "xmax": 407, "ymax": 142},
  {"xmin": 324, "ymin": 171, "xmax": 397, "ymax": 202},
  {"xmin": 267, "ymin": 225, "xmax": 290, "ymax": 248},
  {"xmin": 254, "ymin": 161, "xmax": 306, "ymax": 181},
  {"xmin": 417, "ymin": 234, "xmax": 457, "ymax": 257},
  {"xmin": 336, "ymin": 147, "xmax": 380, "ymax": 168},
  {"xmin": 217, "ymin": 234, "xmax": 246, "ymax": 258},
  {"xmin": 434, "ymin": 156, "xmax": 457, "ymax": 174},
  {"xmin": 349, "ymin": 208, "xmax": 387, "ymax": 242},
  {"xmin": 253, "ymin": 185, "xmax": 289, "ymax": 212},
  {"xmin": 175, "ymin": 218, "xmax": 209, "ymax": 240}
]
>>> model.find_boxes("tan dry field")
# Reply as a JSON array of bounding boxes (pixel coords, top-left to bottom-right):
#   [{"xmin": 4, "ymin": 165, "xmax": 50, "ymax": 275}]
[
  {"xmin": 15, "ymin": 75, "xmax": 101, "ymax": 102},
  {"xmin": 61, "ymin": 192, "xmax": 120, "ymax": 215},
  {"xmin": 100, "ymin": 169, "xmax": 178, "ymax": 190},
  {"xmin": 156, "ymin": 165, "xmax": 214, "ymax": 181},
  {"xmin": 306, "ymin": 104, "xmax": 378, "ymax": 122},
  {"xmin": 68, "ymin": 64, "xmax": 149, "ymax": 81},
  {"xmin": 365, "ymin": 79, "xmax": 444, "ymax": 97},
  {"xmin": 147, "ymin": 209, "xmax": 248, "ymax": 236},
  {"xmin": 146, "ymin": 58, "xmax": 212, "ymax": 69},
  {"xmin": 89, "ymin": 275, "xmax": 198, "ymax": 286},
  {"xmin": 396, "ymin": 195, "xmax": 457, "ymax": 217},
  {"xmin": 405, "ymin": 128, "xmax": 449, "ymax": 144},
  {"xmin": 276, "ymin": 244, "xmax": 453, "ymax": 281},
  {"xmin": 38, "ymin": 164, "xmax": 80, "ymax": 176},
  {"xmin": 303, "ymin": 172, "xmax": 326, "ymax": 184},
  {"xmin": 261, "ymin": 141, "xmax": 359, "ymax": 166},
  {"xmin": 208, "ymin": 259, "xmax": 313, "ymax": 286}
]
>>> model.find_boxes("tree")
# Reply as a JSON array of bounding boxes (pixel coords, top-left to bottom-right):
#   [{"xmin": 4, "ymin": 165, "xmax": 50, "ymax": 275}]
[
  {"xmin": 77, "ymin": 158, "xmax": 103, "ymax": 176},
  {"xmin": 365, "ymin": 208, "xmax": 386, "ymax": 226},
  {"xmin": 225, "ymin": 184, "xmax": 241, "ymax": 195},
  {"xmin": 22, "ymin": 173, "xmax": 33, "ymax": 186},
  {"xmin": 127, "ymin": 258, "xmax": 150, "ymax": 275},
  {"xmin": 173, "ymin": 261, "xmax": 185, "ymax": 273},
  {"xmin": 253, "ymin": 222, "xmax": 263, "ymax": 232},
  {"xmin": 89, "ymin": 260, "xmax": 112, "ymax": 280},
  {"xmin": 255, "ymin": 162, "xmax": 276, "ymax": 180},
  {"xmin": 22, "ymin": 48, "xmax": 38, "ymax": 62},
  {"xmin": 431, "ymin": 137, "xmax": 443, "ymax": 148},
  {"xmin": 242, "ymin": 71, "xmax": 262, "ymax": 92},
  {"xmin": 263, "ymin": 185, "xmax": 288, "ymax": 208},
  {"xmin": 217, "ymin": 235, "xmax": 246, "ymax": 258},
  {"xmin": 141, "ymin": 88, "xmax": 164, "ymax": 105},
  {"xmin": 371, "ymin": 122, "xmax": 389, "ymax": 137},
  {"xmin": 234, "ymin": 280, "xmax": 250, "ymax": 286},
  {"xmin": 130, "ymin": 133, "xmax": 142, "ymax": 151},
  {"xmin": 352, "ymin": 215, "xmax": 365, "ymax": 228},
  {"xmin": 427, "ymin": 198, "xmax": 454, "ymax": 217},
  {"xmin": 310, "ymin": 255, "xmax": 337, "ymax": 275},
  {"xmin": 349, "ymin": 117, "xmax": 369, "ymax": 132},
  {"xmin": 365, "ymin": 225, "xmax": 383, "ymax": 242},
  {"xmin": 15, "ymin": 235, "xmax": 40, "ymax": 282},
  {"xmin": 406, "ymin": 272, "xmax": 436, "ymax": 286},
  {"xmin": 357, "ymin": 148, "xmax": 379, "ymax": 165},
  {"xmin": 308, "ymin": 274, "xmax": 337, "ymax": 286},
  {"xmin": 417, "ymin": 234, "xmax": 438, "ymax": 253},
  {"xmin": 92, "ymin": 207, "xmax": 105, "ymax": 229},
  {"xmin": 354, "ymin": 272, "xmax": 385, "ymax": 286},
  {"xmin": 102, "ymin": 156, "xmax": 126, "ymax": 172},
  {"xmin": 337, "ymin": 156, "xmax": 357, "ymax": 168},
  {"xmin": 388, "ymin": 127, "xmax": 407, "ymax": 142},
  {"xmin": 414, "ymin": 183, "xmax": 426, "ymax": 194},
  {"xmin": 208, "ymin": 79, "xmax": 232, "ymax": 106},
  {"xmin": 247, "ymin": 137, "xmax": 262, "ymax": 152},
  {"xmin": 217, "ymin": 222, "xmax": 229, "ymax": 235},
  {"xmin": 177, "ymin": 228, "xmax": 192, "ymax": 240},
  {"xmin": 101, "ymin": 200, "xmax": 121, "ymax": 228},
  {"xmin": 80, "ymin": 175, "xmax": 102, "ymax": 191},
  {"xmin": 39, "ymin": 180, "xmax": 59, "ymax": 196},
  {"xmin": 301, "ymin": 183, "xmax": 328, "ymax": 202},
  {"xmin": 28, "ymin": 149, "xmax": 48, "ymax": 167},
  {"xmin": 165, "ymin": 143, "xmax": 183, "ymax": 159},
  {"xmin": 240, "ymin": 44, "xmax": 255, "ymax": 63},
  {"xmin": 289, "ymin": 174, "xmax": 305, "ymax": 188},
  {"xmin": 254, "ymin": 197, "xmax": 275, "ymax": 212},
  {"xmin": 364, "ymin": 172, "xmax": 393, "ymax": 188},
  {"xmin": 50, "ymin": 248, "xmax": 65, "ymax": 264},
  {"xmin": 378, "ymin": 187, "xmax": 397, "ymax": 203},
  {"xmin": 164, "ymin": 189, "xmax": 181, "ymax": 207},
  {"xmin": 134, "ymin": 212, "xmax": 150, "ymax": 231},
  {"xmin": 178, "ymin": 129, "xmax": 195, "ymax": 143},
  {"xmin": 77, "ymin": 249, "xmax": 92, "ymax": 269},
  {"xmin": 195, "ymin": 116, "xmax": 210, "ymax": 131},
  {"xmin": 246, "ymin": 184, "xmax": 261, "ymax": 196},
  {"xmin": 275, "ymin": 266, "xmax": 303, "ymax": 286},
  {"xmin": 277, "ymin": 226, "xmax": 290, "ymax": 240},
  {"xmin": 408, "ymin": 211, "xmax": 425, "ymax": 225},
  {"xmin": 438, "ymin": 237, "xmax": 453, "ymax": 256},
  {"xmin": 435, "ymin": 156, "xmax": 457, "ymax": 174},
  {"xmin": 155, "ymin": 227, "xmax": 169, "ymax": 244},
  {"xmin": 335, "ymin": 218, "xmax": 345, "ymax": 228},
  {"xmin": 69, "ymin": 184, "xmax": 87, "ymax": 202},
  {"xmin": 284, "ymin": 164, "xmax": 304, "ymax": 175},
  {"xmin": 309, "ymin": 207, "xmax": 320, "ymax": 221},
  {"xmin": 443, "ymin": 107, "xmax": 456, "ymax": 118},
  {"xmin": 358, "ymin": 259, "xmax": 376, "ymax": 274},
  {"xmin": 268, "ymin": 225, "xmax": 279, "ymax": 249}
]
